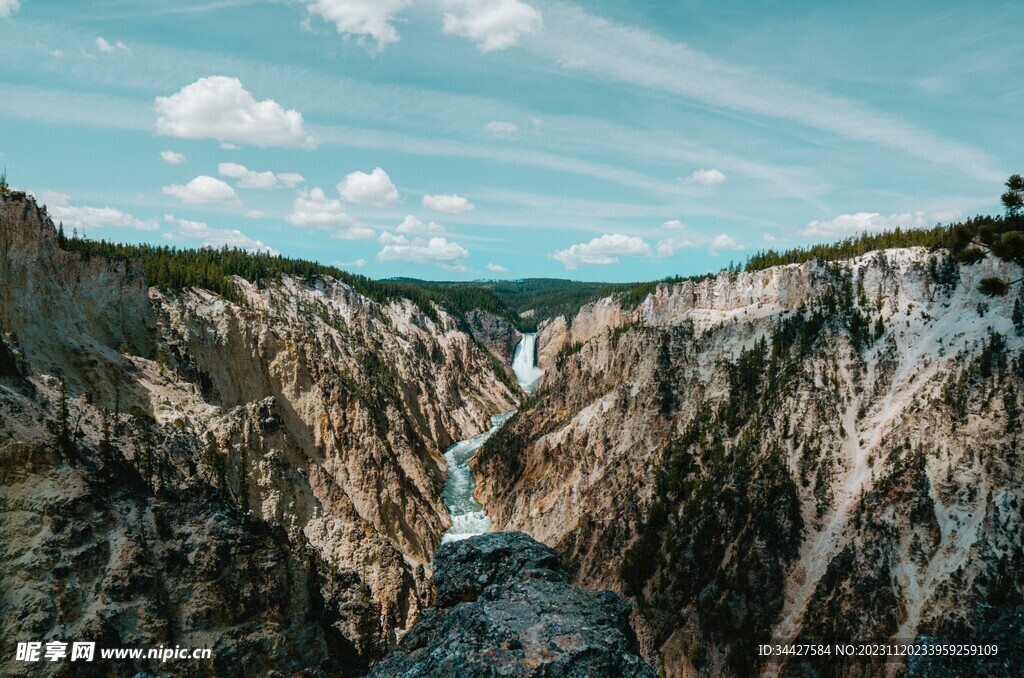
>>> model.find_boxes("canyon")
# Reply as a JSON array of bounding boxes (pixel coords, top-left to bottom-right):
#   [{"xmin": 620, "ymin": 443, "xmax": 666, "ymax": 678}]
[{"xmin": 2, "ymin": 189, "xmax": 1022, "ymax": 676}]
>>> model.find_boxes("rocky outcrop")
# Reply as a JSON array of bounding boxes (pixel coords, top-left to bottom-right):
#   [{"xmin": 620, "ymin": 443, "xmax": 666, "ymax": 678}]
[
  {"xmin": 536, "ymin": 296, "xmax": 625, "ymax": 371},
  {"xmin": 369, "ymin": 532, "xmax": 656, "ymax": 677},
  {"xmin": 465, "ymin": 308, "xmax": 522, "ymax": 364},
  {"xmin": 474, "ymin": 249, "xmax": 1024, "ymax": 676},
  {"xmin": 0, "ymin": 192, "xmax": 518, "ymax": 676}
]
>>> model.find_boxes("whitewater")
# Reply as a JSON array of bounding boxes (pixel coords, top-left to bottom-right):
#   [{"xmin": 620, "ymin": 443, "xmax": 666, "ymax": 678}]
[{"xmin": 440, "ymin": 333, "xmax": 542, "ymax": 542}]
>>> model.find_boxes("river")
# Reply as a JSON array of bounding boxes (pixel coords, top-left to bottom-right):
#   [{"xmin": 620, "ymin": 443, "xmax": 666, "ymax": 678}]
[{"xmin": 440, "ymin": 333, "xmax": 542, "ymax": 543}]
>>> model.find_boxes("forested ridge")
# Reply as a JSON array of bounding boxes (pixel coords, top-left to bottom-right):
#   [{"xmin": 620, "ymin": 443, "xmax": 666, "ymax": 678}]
[{"xmin": 48, "ymin": 173, "xmax": 1024, "ymax": 328}]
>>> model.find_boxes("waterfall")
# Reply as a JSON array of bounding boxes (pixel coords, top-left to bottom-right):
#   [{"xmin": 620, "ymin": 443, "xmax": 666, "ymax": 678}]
[{"xmin": 512, "ymin": 333, "xmax": 544, "ymax": 393}]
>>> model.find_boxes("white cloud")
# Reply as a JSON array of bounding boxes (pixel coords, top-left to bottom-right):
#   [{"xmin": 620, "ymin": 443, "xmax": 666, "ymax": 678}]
[
  {"xmin": 96, "ymin": 37, "xmax": 129, "ymax": 54},
  {"xmin": 305, "ymin": 0, "xmax": 409, "ymax": 49},
  {"xmin": 528, "ymin": 4, "xmax": 1002, "ymax": 183},
  {"xmin": 486, "ymin": 263, "xmax": 507, "ymax": 273},
  {"xmin": 801, "ymin": 210, "xmax": 961, "ymax": 238},
  {"xmin": 709, "ymin": 234, "xmax": 745, "ymax": 252},
  {"xmin": 289, "ymin": 188, "xmax": 376, "ymax": 239},
  {"xmin": 289, "ymin": 188, "xmax": 354, "ymax": 227},
  {"xmin": 276, "ymin": 173, "xmax": 305, "ymax": 188},
  {"xmin": 0, "ymin": 0, "xmax": 21, "ymax": 19},
  {"xmin": 552, "ymin": 234, "xmax": 652, "ymax": 269},
  {"xmin": 164, "ymin": 215, "xmax": 277, "ymax": 254},
  {"xmin": 377, "ymin": 233, "xmax": 470, "ymax": 269},
  {"xmin": 162, "ymin": 176, "xmax": 240, "ymax": 205},
  {"xmin": 41, "ymin": 191, "xmax": 159, "ymax": 232},
  {"xmin": 218, "ymin": 162, "xmax": 304, "ymax": 190},
  {"xmin": 50, "ymin": 49, "xmax": 64, "ymax": 58},
  {"xmin": 662, "ymin": 219, "xmax": 686, "ymax": 229},
  {"xmin": 685, "ymin": 168, "xmax": 726, "ymax": 186},
  {"xmin": 396, "ymin": 215, "xmax": 444, "ymax": 234},
  {"xmin": 160, "ymin": 150, "xmax": 186, "ymax": 165},
  {"xmin": 155, "ymin": 76, "xmax": 315, "ymax": 149},
  {"xmin": 245, "ymin": 210, "xmax": 265, "ymax": 219},
  {"xmin": 338, "ymin": 167, "xmax": 399, "ymax": 206},
  {"xmin": 558, "ymin": 54, "xmax": 586, "ymax": 69},
  {"xmin": 423, "ymin": 193, "xmax": 474, "ymax": 213},
  {"xmin": 485, "ymin": 120, "xmax": 519, "ymax": 138},
  {"xmin": 656, "ymin": 237, "xmax": 700, "ymax": 258},
  {"xmin": 335, "ymin": 258, "xmax": 366, "ymax": 268},
  {"xmin": 332, "ymin": 225, "xmax": 377, "ymax": 240},
  {"xmin": 763, "ymin": 233, "xmax": 778, "ymax": 242},
  {"xmin": 220, "ymin": 142, "xmax": 240, "ymax": 150},
  {"xmin": 442, "ymin": 0, "xmax": 542, "ymax": 52}
]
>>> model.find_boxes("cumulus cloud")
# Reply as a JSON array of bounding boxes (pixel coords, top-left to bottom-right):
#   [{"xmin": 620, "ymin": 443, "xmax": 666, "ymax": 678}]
[
  {"xmin": 155, "ymin": 76, "xmax": 315, "ymax": 149},
  {"xmin": 160, "ymin": 150, "xmax": 186, "ymax": 165},
  {"xmin": 0, "ymin": 0, "xmax": 22, "ymax": 19},
  {"xmin": 305, "ymin": 0, "xmax": 409, "ymax": 49},
  {"xmin": 218, "ymin": 162, "xmax": 305, "ymax": 190},
  {"xmin": 685, "ymin": 168, "xmax": 726, "ymax": 186},
  {"xmin": 655, "ymin": 227, "xmax": 745, "ymax": 258},
  {"xmin": 245, "ymin": 210, "xmax": 265, "ymax": 219},
  {"xmin": 485, "ymin": 120, "xmax": 519, "ymax": 138},
  {"xmin": 289, "ymin": 188, "xmax": 376, "ymax": 239},
  {"xmin": 164, "ymin": 215, "xmax": 277, "ymax": 254},
  {"xmin": 162, "ymin": 176, "xmax": 240, "ymax": 205},
  {"xmin": 709, "ymin": 234, "xmax": 745, "ymax": 252},
  {"xmin": 423, "ymin": 193, "xmax": 474, "ymax": 214},
  {"xmin": 656, "ymin": 237, "xmax": 700, "ymax": 258},
  {"xmin": 396, "ymin": 215, "xmax": 444, "ymax": 234},
  {"xmin": 552, "ymin": 234, "xmax": 652, "ymax": 269},
  {"xmin": 338, "ymin": 167, "xmax": 399, "ymax": 206},
  {"xmin": 289, "ymin": 188, "xmax": 354, "ymax": 227},
  {"xmin": 486, "ymin": 263, "xmax": 508, "ymax": 273},
  {"xmin": 442, "ymin": 0, "xmax": 542, "ymax": 52},
  {"xmin": 377, "ymin": 233, "xmax": 470, "ymax": 269},
  {"xmin": 96, "ymin": 37, "xmax": 129, "ymax": 53},
  {"xmin": 801, "ymin": 210, "xmax": 961, "ymax": 238},
  {"xmin": 41, "ymin": 191, "xmax": 159, "ymax": 232},
  {"xmin": 335, "ymin": 258, "xmax": 366, "ymax": 268}
]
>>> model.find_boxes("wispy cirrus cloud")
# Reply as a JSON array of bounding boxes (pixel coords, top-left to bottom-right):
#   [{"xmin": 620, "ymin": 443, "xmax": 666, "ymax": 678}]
[{"xmin": 528, "ymin": 3, "xmax": 1004, "ymax": 183}]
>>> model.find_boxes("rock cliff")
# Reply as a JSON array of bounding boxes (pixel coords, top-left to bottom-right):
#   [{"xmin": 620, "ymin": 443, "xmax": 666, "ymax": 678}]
[
  {"xmin": 369, "ymin": 532, "xmax": 656, "ymax": 677},
  {"xmin": 0, "ymin": 192, "xmax": 518, "ymax": 676},
  {"xmin": 474, "ymin": 249, "xmax": 1024, "ymax": 676}
]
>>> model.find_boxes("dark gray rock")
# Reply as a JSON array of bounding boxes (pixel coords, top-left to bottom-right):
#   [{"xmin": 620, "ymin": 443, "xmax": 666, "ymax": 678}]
[
  {"xmin": 465, "ymin": 309, "xmax": 521, "ymax": 364},
  {"xmin": 369, "ymin": 532, "xmax": 656, "ymax": 677}
]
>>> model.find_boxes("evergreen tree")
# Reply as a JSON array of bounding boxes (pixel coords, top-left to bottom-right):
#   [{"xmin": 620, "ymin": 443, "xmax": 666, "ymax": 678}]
[{"xmin": 1013, "ymin": 298, "xmax": 1023, "ymax": 335}]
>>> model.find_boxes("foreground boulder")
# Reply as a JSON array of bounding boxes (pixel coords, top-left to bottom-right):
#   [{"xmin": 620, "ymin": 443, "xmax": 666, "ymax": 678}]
[{"xmin": 370, "ymin": 532, "xmax": 655, "ymax": 677}]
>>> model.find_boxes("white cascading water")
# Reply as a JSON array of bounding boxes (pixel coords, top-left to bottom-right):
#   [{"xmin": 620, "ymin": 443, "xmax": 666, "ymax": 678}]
[
  {"xmin": 440, "ymin": 334, "xmax": 544, "ymax": 543},
  {"xmin": 512, "ymin": 333, "xmax": 544, "ymax": 393},
  {"xmin": 441, "ymin": 411, "xmax": 514, "ymax": 543}
]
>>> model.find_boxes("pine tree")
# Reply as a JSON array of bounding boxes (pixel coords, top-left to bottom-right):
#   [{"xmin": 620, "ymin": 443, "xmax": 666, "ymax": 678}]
[{"xmin": 1013, "ymin": 298, "xmax": 1023, "ymax": 335}]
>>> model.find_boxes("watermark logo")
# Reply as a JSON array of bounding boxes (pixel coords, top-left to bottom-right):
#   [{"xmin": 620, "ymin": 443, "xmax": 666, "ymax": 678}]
[
  {"xmin": 16, "ymin": 642, "xmax": 94, "ymax": 662},
  {"xmin": 14, "ymin": 641, "xmax": 207, "ymax": 663}
]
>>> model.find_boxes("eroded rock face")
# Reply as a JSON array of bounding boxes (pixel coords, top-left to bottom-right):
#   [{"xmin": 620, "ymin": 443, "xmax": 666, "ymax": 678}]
[
  {"xmin": 475, "ymin": 250, "xmax": 1024, "ymax": 676},
  {"xmin": 0, "ymin": 192, "xmax": 517, "ymax": 676},
  {"xmin": 369, "ymin": 532, "xmax": 656, "ymax": 677},
  {"xmin": 465, "ymin": 308, "xmax": 522, "ymax": 364}
]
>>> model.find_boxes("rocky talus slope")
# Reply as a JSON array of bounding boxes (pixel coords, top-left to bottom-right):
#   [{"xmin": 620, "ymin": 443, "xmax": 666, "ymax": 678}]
[
  {"xmin": 369, "ymin": 532, "xmax": 655, "ymax": 677},
  {"xmin": 0, "ymin": 192, "xmax": 518, "ymax": 676},
  {"xmin": 474, "ymin": 249, "xmax": 1024, "ymax": 676}
]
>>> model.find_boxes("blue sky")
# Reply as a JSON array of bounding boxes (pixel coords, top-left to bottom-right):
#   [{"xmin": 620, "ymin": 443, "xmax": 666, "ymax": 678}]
[{"xmin": 1, "ymin": 0, "xmax": 1020, "ymax": 281}]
